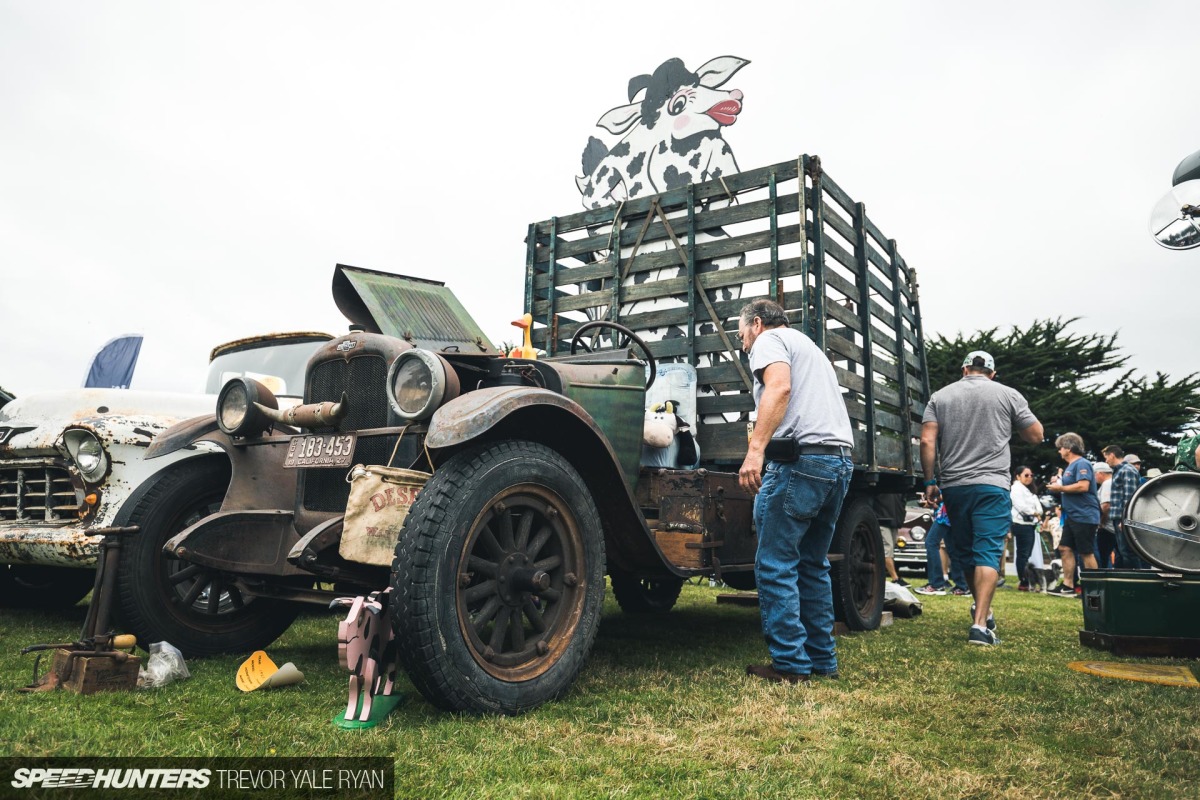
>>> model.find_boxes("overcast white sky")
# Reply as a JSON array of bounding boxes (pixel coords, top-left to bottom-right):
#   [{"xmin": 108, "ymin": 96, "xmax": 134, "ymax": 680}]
[{"xmin": 2, "ymin": 1, "xmax": 1197, "ymax": 395}]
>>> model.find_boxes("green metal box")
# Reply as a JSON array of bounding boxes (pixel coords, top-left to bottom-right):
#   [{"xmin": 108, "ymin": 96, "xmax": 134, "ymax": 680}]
[{"xmin": 1079, "ymin": 569, "xmax": 1200, "ymax": 657}]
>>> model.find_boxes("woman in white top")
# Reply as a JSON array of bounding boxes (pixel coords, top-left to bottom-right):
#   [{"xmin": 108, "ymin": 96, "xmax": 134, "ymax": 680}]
[{"xmin": 1010, "ymin": 466, "xmax": 1043, "ymax": 590}]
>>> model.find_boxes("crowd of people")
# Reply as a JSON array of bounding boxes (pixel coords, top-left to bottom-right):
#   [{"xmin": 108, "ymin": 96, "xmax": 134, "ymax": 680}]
[{"xmin": 913, "ymin": 438, "xmax": 1153, "ymax": 600}]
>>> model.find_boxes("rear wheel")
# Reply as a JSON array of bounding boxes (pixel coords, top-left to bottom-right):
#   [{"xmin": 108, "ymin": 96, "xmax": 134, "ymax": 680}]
[
  {"xmin": 115, "ymin": 461, "xmax": 299, "ymax": 657},
  {"xmin": 829, "ymin": 497, "xmax": 884, "ymax": 631},
  {"xmin": 391, "ymin": 440, "xmax": 605, "ymax": 715},
  {"xmin": 0, "ymin": 564, "xmax": 94, "ymax": 608},
  {"xmin": 720, "ymin": 571, "xmax": 757, "ymax": 591},
  {"xmin": 609, "ymin": 571, "xmax": 683, "ymax": 613}
]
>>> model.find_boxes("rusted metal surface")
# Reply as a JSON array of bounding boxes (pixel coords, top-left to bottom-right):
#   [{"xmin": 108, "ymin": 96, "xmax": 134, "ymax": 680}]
[
  {"xmin": 143, "ymin": 415, "xmax": 221, "ymax": 460},
  {"xmin": 259, "ymin": 396, "xmax": 346, "ymax": 429},
  {"xmin": 426, "ymin": 386, "xmax": 585, "ymax": 450},
  {"xmin": 0, "ymin": 526, "xmax": 101, "ymax": 566},
  {"xmin": 332, "ymin": 264, "xmax": 497, "ymax": 354},
  {"xmin": 209, "ymin": 331, "xmax": 333, "ymax": 362},
  {"xmin": 166, "ymin": 510, "xmax": 309, "ymax": 577}
]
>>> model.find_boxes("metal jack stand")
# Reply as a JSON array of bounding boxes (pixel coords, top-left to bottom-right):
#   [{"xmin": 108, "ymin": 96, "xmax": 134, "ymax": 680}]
[{"xmin": 20, "ymin": 526, "xmax": 141, "ymax": 694}]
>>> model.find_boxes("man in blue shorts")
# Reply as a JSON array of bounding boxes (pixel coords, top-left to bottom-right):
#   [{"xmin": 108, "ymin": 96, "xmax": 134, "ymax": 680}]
[
  {"xmin": 1046, "ymin": 433, "xmax": 1101, "ymax": 594},
  {"xmin": 920, "ymin": 351, "xmax": 1043, "ymax": 645}
]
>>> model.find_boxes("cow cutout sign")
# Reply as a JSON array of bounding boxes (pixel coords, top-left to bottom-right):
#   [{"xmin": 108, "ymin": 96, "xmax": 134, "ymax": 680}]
[
  {"xmin": 576, "ymin": 55, "xmax": 748, "ymax": 207},
  {"xmin": 574, "ymin": 56, "xmax": 751, "ymax": 421}
]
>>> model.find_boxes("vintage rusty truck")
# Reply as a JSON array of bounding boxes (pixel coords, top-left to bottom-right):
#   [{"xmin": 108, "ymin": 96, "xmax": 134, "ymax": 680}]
[{"xmin": 145, "ymin": 155, "xmax": 930, "ymax": 713}]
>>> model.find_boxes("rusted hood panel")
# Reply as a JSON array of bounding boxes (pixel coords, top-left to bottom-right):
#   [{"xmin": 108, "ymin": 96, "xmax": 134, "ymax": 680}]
[
  {"xmin": 426, "ymin": 387, "xmax": 599, "ymax": 450},
  {"xmin": 0, "ymin": 389, "xmax": 214, "ymax": 455}
]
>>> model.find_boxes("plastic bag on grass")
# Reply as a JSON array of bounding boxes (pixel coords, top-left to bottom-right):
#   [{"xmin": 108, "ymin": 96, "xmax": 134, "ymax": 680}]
[{"xmin": 137, "ymin": 642, "xmax": 190, "ymax": 689}]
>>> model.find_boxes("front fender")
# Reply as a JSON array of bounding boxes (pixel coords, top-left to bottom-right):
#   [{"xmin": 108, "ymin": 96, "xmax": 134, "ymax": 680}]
[
  {"xmin": 426, "ymin": 386, "xmax": 680, "ymax": 577},
  {"xmin": 427, "ymin": 387, "xmax": 598, "ymax": 449},
  {"xmin": 144, "ymin": 414, "xmax": 222, "ymax": 460}
]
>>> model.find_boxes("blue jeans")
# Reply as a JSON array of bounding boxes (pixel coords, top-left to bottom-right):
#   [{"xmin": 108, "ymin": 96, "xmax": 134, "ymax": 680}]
[
  {"xmin": 1011, "ymin": 523, "xmax": 1036, "ymax": 583},
  {"xmin": 924, "ymin": 520, "xmax": 966, "ymax": 588},
  {"xmin": 753, "ymin": 454, "xmax": 853, "ymax": 675},
  {"xmin": 1115, "ymin": 525, "xmax": 1150, "ymax": 570},
  {"xmin": 941, "ymin": 484, "xmax": 1011, "ymax": 571}
]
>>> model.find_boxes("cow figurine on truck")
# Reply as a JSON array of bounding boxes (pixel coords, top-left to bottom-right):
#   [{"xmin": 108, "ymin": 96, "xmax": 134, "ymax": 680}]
[{"xmin": 145, "ymin": 155, "xmax": 930, "ymax": 715}]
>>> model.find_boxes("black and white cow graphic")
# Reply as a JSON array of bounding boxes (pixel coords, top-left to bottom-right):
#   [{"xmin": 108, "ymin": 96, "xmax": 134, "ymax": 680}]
[
  {"xmin": 575, "ymin": 56, "xmax": 751, "ymax": 423},
  {"xmin": 576, "ymin": 55, "xmax": 748, "ymax": 208}
]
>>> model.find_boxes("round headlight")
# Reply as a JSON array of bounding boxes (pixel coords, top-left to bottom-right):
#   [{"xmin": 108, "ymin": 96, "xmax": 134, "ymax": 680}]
[
  {"xmin": 909, "ymin": 525, "xmax": 927, "ymax": 541},
  {"xmin": 217, "ymin": 377, "xmax": 278, "ymax": 437},
  {"xmin": 387, "ymin": 350, "xmax": 460, "ymax": 422},
  {"xmin": 63, "ymin": 428, "xmax": 109, "ymax": 483}
]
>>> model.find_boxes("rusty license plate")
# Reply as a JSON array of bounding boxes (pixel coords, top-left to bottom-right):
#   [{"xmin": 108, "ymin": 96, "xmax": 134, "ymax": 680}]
[{"xmin": 283, "ymin": 433, "xmax": 356, "ymax": 468}]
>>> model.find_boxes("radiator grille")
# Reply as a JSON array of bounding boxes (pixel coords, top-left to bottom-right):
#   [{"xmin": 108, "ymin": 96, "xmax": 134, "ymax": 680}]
[
  {"xmin": 301, "ymin": 354, "xmax": 391, "ymax": 512},
  {"xmin": 0, "ymin": 465, "xmax": 77, "ymax": 523}
]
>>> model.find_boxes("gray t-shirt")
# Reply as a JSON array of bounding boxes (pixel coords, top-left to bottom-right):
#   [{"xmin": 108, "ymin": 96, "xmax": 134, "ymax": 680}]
[
  {"xmin": 922, "ymin": 375, "xmax": 1038, "ymax": 490},
  {"xmin": 749, "ymin": 327, "xmax": 853, "ymax": 447}
]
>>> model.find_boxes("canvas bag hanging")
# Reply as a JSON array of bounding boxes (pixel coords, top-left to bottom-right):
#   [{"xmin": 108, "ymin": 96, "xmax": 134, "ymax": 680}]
[{"xmin": 339, "ymin": 430, "xmax": 431, "ymax": 567}]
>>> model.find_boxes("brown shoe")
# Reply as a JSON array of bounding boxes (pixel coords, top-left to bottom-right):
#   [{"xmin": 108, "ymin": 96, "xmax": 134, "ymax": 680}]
[{"xmin": 745, "ymin": 664, "xmax": 810, "ymax": 684}]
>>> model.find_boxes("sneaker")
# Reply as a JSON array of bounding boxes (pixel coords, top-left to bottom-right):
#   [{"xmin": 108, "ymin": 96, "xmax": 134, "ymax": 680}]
[
  {"xmin": 1074, "ymin": 586, "xmax": 1084, "ymax": 596},
  {"xmin": 914, "ymin": 585, "xmax": 947, "ymax": 596},
  {"xmin": 1018, "ymin": 583, "xmax": 1031, "ymax": 592},
  {"xmin": 950, "ymin": 586, "xmax": 970, "ymax": 596},
  {"xmin": 996, "ymin": 577, "xmax": 1007, "ymax": 588},
  {"xmin": 968, "ymin": 625, "xmax": 1000, "ymax": 646},
  {"xmin": 970, "ymin": 603, "xmax": 996, "ymax": 631},
  {"xmin": 1047, "ymin": 583, "xmax": 1076, "ymax": 597},
  {"xmin": 894, "ymin": 578, "xmax": 910, "ymax": 587}
]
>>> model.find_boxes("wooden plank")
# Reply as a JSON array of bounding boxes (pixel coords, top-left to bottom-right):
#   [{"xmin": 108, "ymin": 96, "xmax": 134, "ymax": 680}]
[
  {"xmin": 824, "ymin": 299, "xmax": 862, "ymax": 333},
  {"xmin": 541, "ymin": 159, "xmax": 805, "ymax": 234},
  {"xmin": 697, "ymin": 394, "xmax": 756, "ymax": 414},
  {"xmin": 542, "ymin": 192, "xmax": 806, "ymax": 264},
  {"xmin": 820, "ymin": 173, "xmax": 858, "ymax": 219},
  {"xmin": 654, "ymin": 531, "xmax": 706, "ymax": 569}
]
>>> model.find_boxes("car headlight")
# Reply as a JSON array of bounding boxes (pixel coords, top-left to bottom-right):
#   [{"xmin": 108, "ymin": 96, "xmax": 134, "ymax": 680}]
[
  {"xmin": 217, "ymin": 377, "xmax": 278, "ymax": 437},
  {"xmin": 909, "ymin": 525, "xmax": 926, "ymax": 542},
  {"xmin": 63, "ymin": 428, "xmax": 109, "ymax": 483},
  {"xmin": 387, "ymin": 350, "xmax": 460, "ymax": 422}
]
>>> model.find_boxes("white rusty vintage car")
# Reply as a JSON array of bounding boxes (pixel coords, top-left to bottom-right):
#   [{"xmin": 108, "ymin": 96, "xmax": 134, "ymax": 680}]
[{"xmin": 0, "ymin": 333, "xmax": 330, "ymax": 627}]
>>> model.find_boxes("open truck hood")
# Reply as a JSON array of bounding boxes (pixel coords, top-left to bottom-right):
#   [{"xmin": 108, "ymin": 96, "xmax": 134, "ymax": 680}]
[{"xmin": 332, "ymin": 264, "xmax": 497, "ymax": 355}]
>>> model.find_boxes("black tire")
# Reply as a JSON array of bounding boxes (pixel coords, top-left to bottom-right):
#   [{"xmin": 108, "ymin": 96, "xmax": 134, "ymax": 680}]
[
  {"xmin": 390, "ymin": 440, "xmax": 605, "ymax": 715},
  {"xmin": 115, "ymin": 461, "xmax": 299, "ymax": 657},
  {"xmin": 720, "ymin": 571, "xmax": 757, "ymax": 591},
  {"xmin": 609, "ymin": 571, "xmax": 683, "ymax": 613},
  {"xmin": 0, "ymin": 564, "xmax": 95, "ymax": 608},
  {"xmin": 829, "ymin": 497, "xmax": 885, "ymax": 631}
]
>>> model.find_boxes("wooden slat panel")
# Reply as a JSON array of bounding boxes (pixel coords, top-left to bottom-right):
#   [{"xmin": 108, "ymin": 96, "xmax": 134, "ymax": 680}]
[{"xmin": 820, "ymin": 173, "xmax": 857, "ymax": 218}]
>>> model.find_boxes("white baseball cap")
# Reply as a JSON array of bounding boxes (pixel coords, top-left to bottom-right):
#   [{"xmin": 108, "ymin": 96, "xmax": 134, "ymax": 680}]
[{"xmin": 962, "ymin": 350, "xmax": 995, "ymax": 372}]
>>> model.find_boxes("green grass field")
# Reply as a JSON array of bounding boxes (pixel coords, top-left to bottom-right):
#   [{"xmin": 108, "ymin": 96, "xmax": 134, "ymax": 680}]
[{"xmin": 1, "ymin": 582, "xmax": 1196, "ymax": 799}]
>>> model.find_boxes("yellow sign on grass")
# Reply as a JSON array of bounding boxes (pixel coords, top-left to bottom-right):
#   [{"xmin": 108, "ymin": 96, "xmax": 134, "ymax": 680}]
[{"xmin": 1068, "ymin": 661, "xmax": 1199, "ymax": 687}]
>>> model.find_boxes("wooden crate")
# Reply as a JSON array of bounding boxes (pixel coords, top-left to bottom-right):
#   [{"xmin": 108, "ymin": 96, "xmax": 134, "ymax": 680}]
[{"xmin": 52, "ymin": 649, "xmax": 140, "ymax": 694}]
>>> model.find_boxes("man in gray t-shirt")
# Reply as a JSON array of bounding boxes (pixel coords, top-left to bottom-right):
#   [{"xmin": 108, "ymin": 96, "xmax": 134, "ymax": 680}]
[
  {"xmin": 738, "ymin": 299, "xmax": 853, "ymax": 684},
  {"xmin": 920, "ymin": 350, "xmax": 1042, "ymax": 646}
]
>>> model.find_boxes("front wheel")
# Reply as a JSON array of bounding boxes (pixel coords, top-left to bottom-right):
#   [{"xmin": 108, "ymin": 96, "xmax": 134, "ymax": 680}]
[
  {"xmin": 829, "ymin": 497, "xmax": 884, "ymax": 631},
  {"xmin": 391, "ymin": 441, "xmax": 605, "ymax": 715},
  {"xmin": 115, "ymin": 461, "xmax": 299, "ymax": 657}
]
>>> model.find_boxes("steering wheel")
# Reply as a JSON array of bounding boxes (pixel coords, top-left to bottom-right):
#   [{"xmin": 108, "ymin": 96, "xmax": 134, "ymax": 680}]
[{"xmin": 568, "ymin": 320, "xmax": 657, "ymax": 390}]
